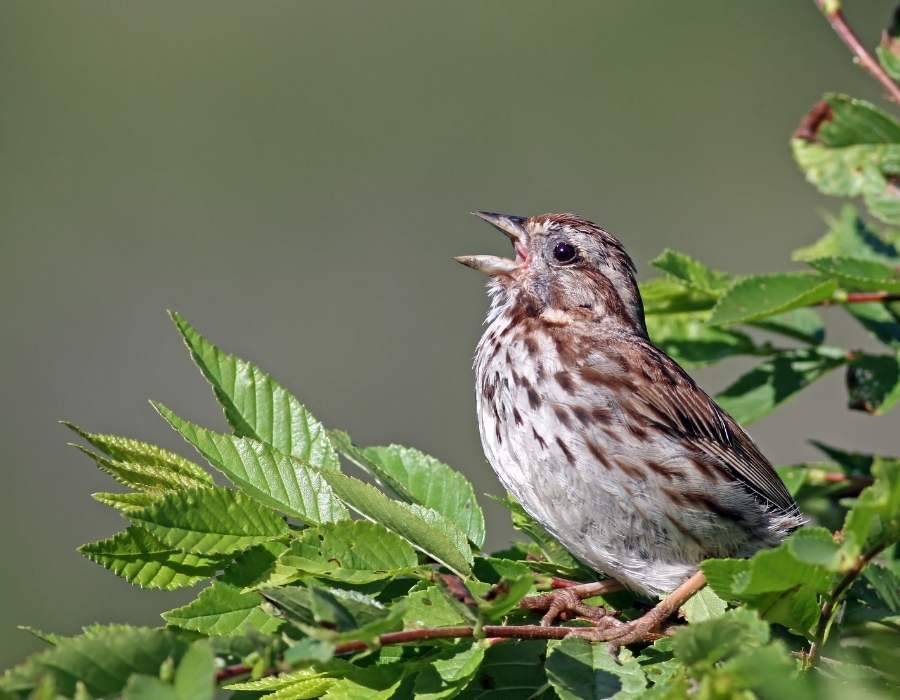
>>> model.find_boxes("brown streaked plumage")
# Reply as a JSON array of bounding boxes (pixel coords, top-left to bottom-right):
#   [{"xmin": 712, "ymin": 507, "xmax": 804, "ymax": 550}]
[{"xmin": 457, "ymin": 211, "xmax": 805, "ymax": 646}]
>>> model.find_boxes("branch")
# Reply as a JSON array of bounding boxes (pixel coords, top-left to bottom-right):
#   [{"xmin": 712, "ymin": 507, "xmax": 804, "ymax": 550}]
[
  {"xmin": 806, "ymin": 541, "xmax": 888, "ymax": 668},
  {"xmin": 215, "ymin": 620, "xmax": 658, "ymax": 685},
  {"xmin": 819, "ymin": 291, "xmax": 900, "ymax": 305},
  {"xmin": 814, "ymin": 0, "xmax": 900, "ymax": 104}
]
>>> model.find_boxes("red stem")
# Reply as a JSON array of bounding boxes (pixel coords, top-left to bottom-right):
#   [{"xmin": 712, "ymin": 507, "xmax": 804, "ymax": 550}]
[{"xmin": 814, "ymin": 0, "xmax": 900, "ymax": 103}]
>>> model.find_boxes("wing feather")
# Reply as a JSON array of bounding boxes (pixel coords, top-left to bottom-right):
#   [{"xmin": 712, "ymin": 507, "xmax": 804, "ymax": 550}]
[{"xmin": 614, "ymin": 339, "xmax": 798, "ymax": 514}]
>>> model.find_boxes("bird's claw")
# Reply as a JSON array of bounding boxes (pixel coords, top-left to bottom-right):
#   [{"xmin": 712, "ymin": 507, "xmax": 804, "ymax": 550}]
[{"xmin": 520, "ymin": 587, "xmax": 615, "ymax": 627}]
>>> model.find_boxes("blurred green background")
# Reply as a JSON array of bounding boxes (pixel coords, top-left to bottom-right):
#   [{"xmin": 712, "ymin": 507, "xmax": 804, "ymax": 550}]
[{"xmin": 1, "ymin": 0, "xmax": 897, "ymax": 667}]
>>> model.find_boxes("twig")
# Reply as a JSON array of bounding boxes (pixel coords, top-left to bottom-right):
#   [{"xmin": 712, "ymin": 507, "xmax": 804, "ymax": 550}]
[
  {"xmin": 806, "ymin": 542, "xmax": 888, "ymax": 668},
  {"xmin": 814, "ymin": 0, "xmax": 900, "ymax": 104},
  {"xmin": 819, "ymin": 291, "xmax": 900, "ymax": 306},
  {"xmin": 214, "ymin": 619, "xmax": 660, "ymax": 685}
]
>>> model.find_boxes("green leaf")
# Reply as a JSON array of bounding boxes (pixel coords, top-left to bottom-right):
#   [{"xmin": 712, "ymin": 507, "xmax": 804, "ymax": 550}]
[
  {"xmin": 220, "ymin": 540, "xmax": 291, "ymax": 590},
  {"xmin": 546, "ymin": 637, "xmax": 646, "ymax": 700},
  {"xmin": 639, "ymin": 277, "xmax": 716, "ymax": 315},
  {"xmin": 317, "ymin": 469, "xmax": 473, "ymax": 576},
  {"xmin": 91, "ymin": 491, "xmax": 160, "ymax": 513},
  {"xmin": 702, "ymin": 528, "xmax": 838, "ymax": 632},
  {"xmin": 709, "ymin": 273, "xmax": 837, "ymax": 325},
  {"xmin": 402, "ymin": 586, "xmax": 470, "ymax": 629},
  {"xmin": 332, "ymin": 437, "xmax": 486, "ymax": 548},
  {"xmin": 123, "ymin": 675, "xmax": 178, "ymax": 700},
  {"xmin": 679, "ymin": 586, "xmax": 727, "ymax": 623},
  {"xmin": 280, "ymin": 520, "xmax": 419, "ymax": 584},
  {"xmin": 793, "ymin": 95, "xmax": 900, "ymax": 225},
  {"xmin": 0, "ymin": 626, "xmax": 188, "ymax": 698},
  {"xmin": 63, "ymin": 422, "xmax": 213, "ymax": 486},
  {"xmin": 320, "ymin": 664, "xmax": 408, "ymax": 700},
  {"xmin": 162, "ymin": 581, "xmax": 282, "ymax": 635},
  {"xmin": 650, "ymin": 249, "xmax": 733, "ymax": 296},
  {"xmin": 749, "ymin": 308, "xmax": 826, "ymax": 345},
  {"xmin": 878, "ymin": 44, "xmax": 900, "ymax": 82},
  {"xmin": 671, "ymin": 608, "xmax": 770, "ymax": 671},
  {"xmin": 645, "ymin": 314, "xmax": 758, "ymax": 368},
  {"xmin": 845, "ymin": 301, "xmax": 900, "ymax": 349},
  {"xmin": 472, "ymin": 557, "xmax": 534, "ymax": 620},
  {"xmin": 808, "ymin": 256, "xmax": 900, "ymax": 292},
  {"xmin": 225, "ymin": 669, "xmax": 331, "ymax": 692},
  {"xmin": 863, "ymin": 564, "xmax": 900, "ymax": 613},
  {"xmin": 173, "ymin": 639, "xmax": 214, "ymax": 700},
  {"xmin": 457, "ymin": 640, "xmax": 551, "ymax": 699},
  {"xmin": 846, "ymin": 352, "xmax": 900, "ymax": 415},
  {"xmin": 268, "ymin": 585, "xmax": 402, "ymax": 643},
  {"xmin": 70, "ymin": 444, "xmax": 210, "ymax": 493},
  {"xmin": 170, "ymin": 312, "xmax": 339, "ymax": 469},
  {"xmin": 715, "ymin": 347, "xmax": 846, "ymax": 424},
  {"xmin": 130, "ymin": 486, "xmax": 289, "ymax": 555},
  {"xmin": 842, "ymin": 458, "xmax": 900, "ymax": 557},
  {"xmin": 153, "ymin": 404, "xmax": 348, "ymax": 524},
  {"xmin": 792, "ymin": 206, "xmax": 899, "ymax": 263},
  {"xmin": 259, "ymin": 678, "xmax": 338, "ymax": 699},
  {"xmin": 414, "ymin": 643, "xmax": 485, "ymax": 700},
  {"xmin": 79, "ymin": 526, "xmax": 224, "ymax": 590}
]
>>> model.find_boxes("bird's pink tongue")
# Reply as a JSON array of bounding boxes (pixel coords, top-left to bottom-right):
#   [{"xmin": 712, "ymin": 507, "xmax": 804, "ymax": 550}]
[{"xmin": 515, "ymin": 241, "xmax": 529, "ymax": 263}]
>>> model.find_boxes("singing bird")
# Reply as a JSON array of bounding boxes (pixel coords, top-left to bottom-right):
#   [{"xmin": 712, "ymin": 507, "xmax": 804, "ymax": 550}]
[{"xmin": 457, "ymin": 212, "xmax": 804, "ymax": 645}]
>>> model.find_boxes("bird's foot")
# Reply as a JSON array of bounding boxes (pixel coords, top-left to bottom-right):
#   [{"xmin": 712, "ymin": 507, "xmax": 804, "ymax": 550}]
[{"xmin": 519, "ymin": 580, "xmax": 622, "ymax": 626}]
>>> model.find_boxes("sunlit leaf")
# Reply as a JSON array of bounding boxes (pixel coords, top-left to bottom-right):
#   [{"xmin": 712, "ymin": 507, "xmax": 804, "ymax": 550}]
[
  {"xmin": 79, "ymin": 526, "xmax": 224, "ymax": 590},
  {"xmin": 154, "ymin": 404, "xmax": 348, "ymax": 524},
  {"xmin": 170, "ymin": 312, "xmax": 339, "ymax": 469},
  {"xmin": 130, "ymin": 486, "xmax": 289, "ymax": 555},
  {"xmin": 162, "ymin": 581, "xmax": 282, "ymax": 636},
  {"xmin": 317, "ymin": 469, "xmax": 473, "ymax": 576},
  {"xmin": 710, "ymin": 274, "xmax": 837, "ymax": 326},
  {"xmin": 332, "ymin": 435, "xmax": 485, "ymax": 547}
]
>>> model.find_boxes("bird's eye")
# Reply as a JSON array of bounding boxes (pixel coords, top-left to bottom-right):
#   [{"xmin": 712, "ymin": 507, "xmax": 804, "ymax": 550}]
[{"xmin": 552, "ymin": 241, "xmax": 578, "ymax": 264}]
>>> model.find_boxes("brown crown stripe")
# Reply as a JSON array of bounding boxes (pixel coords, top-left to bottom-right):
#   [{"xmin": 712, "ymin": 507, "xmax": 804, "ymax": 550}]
[
  {"xmin": 532, "ymin": 427, "xmax": 548, "ymax": 450},
  {"xmin": 523, "ymin": 335, "xmax": 539, "ymax": 357},
  {"xmin": 555, "ymin": 436, "xmax": 576, "ymax": 465},
  {"xmin": 512, "ymin": 407, "xmax": 523, "ymax": 426},
  {"xmin": 483, "ymin": 381, "xmax": 496, "ymax": 401},
  {"xmin": 526, "ymin": 386, "xmax": 541, "ymax": 410},
  {"xmin": 586, "ymin": 438, "xmax": 613, "ymax": 470},
  {"xmin": 495, "ymin": 421, "xmax": 502, "ymax": 444}
]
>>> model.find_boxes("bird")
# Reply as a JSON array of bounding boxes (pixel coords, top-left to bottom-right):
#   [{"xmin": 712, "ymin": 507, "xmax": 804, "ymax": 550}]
[{"xmin": 456, "ymin": 211, "xmax": 805, "ymax": 646}]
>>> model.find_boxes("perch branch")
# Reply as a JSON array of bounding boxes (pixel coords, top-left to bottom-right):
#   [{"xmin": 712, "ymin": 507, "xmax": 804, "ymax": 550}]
[
  {"xmin": 814, "ymin": 0, "xmax": 900, "ymax": 103},
  {"xmin": 215, "ymin": 619, "xmax": 661, "ymax": 684}
]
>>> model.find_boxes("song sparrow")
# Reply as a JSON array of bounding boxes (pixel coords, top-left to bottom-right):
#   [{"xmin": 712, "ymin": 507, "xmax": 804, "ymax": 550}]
[{"xmin": 457, "ymin": 212, "xmax": 804, "ymax": 643}]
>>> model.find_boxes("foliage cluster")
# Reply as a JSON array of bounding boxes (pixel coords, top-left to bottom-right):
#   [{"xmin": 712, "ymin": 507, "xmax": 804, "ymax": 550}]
[{"xmin": 3, "ymin": 3, "xmax": 900, "ymax": 699}]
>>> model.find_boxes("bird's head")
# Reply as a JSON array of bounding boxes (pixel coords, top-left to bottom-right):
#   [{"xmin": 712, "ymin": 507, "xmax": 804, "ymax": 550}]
[{"xmin": 457, "ymin": 211, "xmax": 646, "ymax": 333}]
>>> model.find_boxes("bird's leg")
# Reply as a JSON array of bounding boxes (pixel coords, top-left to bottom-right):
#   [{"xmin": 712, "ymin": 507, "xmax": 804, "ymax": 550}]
[
  {"xmin": 520, "ymin": 580, "xmax": 624, "ymax": 626},
  {"xmin": 589, "ymin": 572, "xmax": 707, "ymax": 650}
]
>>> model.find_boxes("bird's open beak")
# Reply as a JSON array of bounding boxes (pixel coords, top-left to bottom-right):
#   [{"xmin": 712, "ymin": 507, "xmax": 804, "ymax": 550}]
[{"xmin": 455, "ymin": 211, "xmax": 528, "ymax": 276}]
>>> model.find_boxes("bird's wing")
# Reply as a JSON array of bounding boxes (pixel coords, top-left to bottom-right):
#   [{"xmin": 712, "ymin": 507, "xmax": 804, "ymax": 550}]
[{"xmin": 616, "ymin": 339, "xmax": 798, "ymax": 514}]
